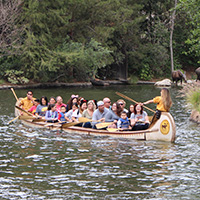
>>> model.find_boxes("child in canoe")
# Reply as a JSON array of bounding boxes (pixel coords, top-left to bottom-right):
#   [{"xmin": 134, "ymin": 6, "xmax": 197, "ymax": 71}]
[
  {"xmin": 45, "ymin": 104, "xmax": 58, "ymax": 123},
  {"xmin": 58, "ymin": 105, "xmax": 68, "ymax": 122},
  {"xmin": 117, "ymin": 111, "xmax": 131, "ymax": 130}
]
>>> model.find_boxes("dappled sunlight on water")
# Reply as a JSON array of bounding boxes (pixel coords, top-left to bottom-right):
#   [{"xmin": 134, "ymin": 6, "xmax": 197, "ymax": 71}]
[{"xmin": 0, "ymin": 86, "xmax": 200, "ymax": 199}]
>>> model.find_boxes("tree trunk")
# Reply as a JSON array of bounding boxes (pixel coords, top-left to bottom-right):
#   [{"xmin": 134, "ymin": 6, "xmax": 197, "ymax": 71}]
[
  {"xmin": 170, "ymin": 0, "xmax": 177, "ymax": 73},
  {"xmin": 119, "ymin": 44, "xmax": 128, "ymax": 80}
]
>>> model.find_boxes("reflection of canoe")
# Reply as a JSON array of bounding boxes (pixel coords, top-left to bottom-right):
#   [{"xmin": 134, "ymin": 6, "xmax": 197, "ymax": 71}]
[{"xmin": 15, "ymin": 104, "xmax": 176, "ymax": 142}]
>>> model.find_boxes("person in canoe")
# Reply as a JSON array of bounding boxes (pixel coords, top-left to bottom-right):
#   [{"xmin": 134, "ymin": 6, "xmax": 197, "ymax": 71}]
[
  {"xmin": 127, "ymin": 104, "xmax": 134, "ymax": 118},
  {"xmin": 92, "ymin": 100, "xmax": 109, "ymax": 129},
  {"xmin": 55, "ymin": 96, "xmax": 66, "ymax": 113},
  {"xmin": 117, "ymin": 99, "xmax": 128, "ymax": 113},
  {"xmin": 142, "ymin": 88, "xmax": 172, "ymax": 122},
  {"xmin": 79, "ymin": 99, "xmax": 88, "ymax": 115},
  {"xmin": 103, "ymin": 97, "xmax": 112, "ymax": 110},
  {"xmin": 65, "ymin": 103, "xmax": 80, "ymax": 122},
  {"xmin": 49, "ymin": 96, "xmax": 56, "ymax": 105},
  {"xmin": 35, "ymin": 96, "xmax": 48, "ymax": 118},
  {"xmin": 58, "ymin": 105, "xmax": 68, "ymax": 122},
  {"xmin": 28, "ymin": 99, "xmax": 40, "ymax": 115},
  {"xmin": 117, "ymin": 111, "xmax": 131, "ymax": 130},
  {"xmin": 82, "ymin": 100, "xmax": 96, "ymax": 128},
  {"xmin": 18, "ymin": 90, "xmax": 36, "ymax": 111},
  {"xmin": 45, "ymin": 104, "xmax": 58, "ymax": 123},
  {"xmin": 105, "ymin": 102, "xmax": 122, "ymax": 128},
  {"xmin": 130, "ymin": 103, "xmax": 150, "ymax": 131},
  {"xmin": 66, "ymin": 94, "xmax": 79, "ymax": 112}
]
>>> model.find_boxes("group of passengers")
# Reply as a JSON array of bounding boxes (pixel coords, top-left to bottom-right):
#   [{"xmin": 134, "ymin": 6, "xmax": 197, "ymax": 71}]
[{"xmin": 19, "ymin": 88, "xmax": 172, "ymax": 131}]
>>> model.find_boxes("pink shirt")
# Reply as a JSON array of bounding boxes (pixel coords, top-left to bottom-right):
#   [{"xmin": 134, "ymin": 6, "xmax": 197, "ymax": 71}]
[
  {"xmin": 28, "ymin": 105, "xmax": 37, "ymax": 114},
  {"xmin": 56, "ymin": 103, "xmax": 66, "ymax": 113}
]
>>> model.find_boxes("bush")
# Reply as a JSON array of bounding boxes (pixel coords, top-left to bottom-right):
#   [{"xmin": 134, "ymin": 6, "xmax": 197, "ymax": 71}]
[
  {"xmin": 180, "ymin": 82, "xmax": 200, "ymax": 112},
  {"xmin": 139, "ymin": 64, "xmax": 153, "ymax": 81},
  {"xmin": 5, "ymin": 70, "xmax": 29, "ymax": 84},
  {"xmin": 129, "ymin": 74, "xmax": 138, "ymax": 84}
]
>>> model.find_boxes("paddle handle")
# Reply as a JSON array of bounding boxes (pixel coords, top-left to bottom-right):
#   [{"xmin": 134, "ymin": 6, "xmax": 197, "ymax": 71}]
[
  {"xmin": 11, "ymin": 88, "xmax": 19, "ymax": 102},
  {"xmin": 15, "ymin": 105, "xmax": 34, "ymax": 116},
  {"xmin": 116, "ymin": 92, "xmax": 156, "ymax": 113}
]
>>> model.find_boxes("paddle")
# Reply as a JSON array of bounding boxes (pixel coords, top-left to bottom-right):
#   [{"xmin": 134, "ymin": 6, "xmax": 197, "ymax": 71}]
[
  {"xmin": 8, "ymin": 88, "xmax": 21, "ymax": 123},
  {"xmin": 11, "ymin": 88, "xmax": 19, "ymax": 102},
  {"xmin": 116, "ymin": 92, "xmax": 156, "ymax": 113},
  {"xmin": 61, "ymin": 122, "xmax": 81, "ymax": 128},
  {"xmin": 78, "ymin": 117, "xmax": 92, "ymax": 123},
  {"xmin": 107, "ymin": 128, "xmax": 119, "ymax": 132},
  {"xmin": 18, "ymin": 115, "xmax": 46, "ymax": 122},
  {"xmin": 8, "ymin": 116, "xmax": 19, "ymax": 124},
  {"xmin": 19, "ymin": 115, "xmax": 37, "ymax": 120},
  {"xmin": 78, "ymin": 117, "xmax": 100, "ymax": 123},
  {"xmin": 15, "ymin": 105, "xmax": 34, "ymax": 116},
  {"xmin": 96, "ymin": 122, "xmax": 114, "ymax": 129}
]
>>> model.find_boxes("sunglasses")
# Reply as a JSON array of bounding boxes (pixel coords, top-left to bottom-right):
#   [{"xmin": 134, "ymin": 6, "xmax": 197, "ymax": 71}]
[
  {"xmin": 119, "ymin": 103, "xmax": 124, "ymax": 105},
  {"xmin": 28, "ymin": 93, "xmax": 33, "ymax": 95}
]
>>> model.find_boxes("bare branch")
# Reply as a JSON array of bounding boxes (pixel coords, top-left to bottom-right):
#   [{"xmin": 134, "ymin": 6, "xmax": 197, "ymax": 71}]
[{"xmin": 0, "ymin": 0, "xmax": 23, "ymax": 56}]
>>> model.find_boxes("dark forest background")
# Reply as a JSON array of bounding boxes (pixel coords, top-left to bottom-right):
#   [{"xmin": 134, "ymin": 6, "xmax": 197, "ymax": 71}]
[{"xmin": 0, "ymin": 0, "xmax": 199, "ymax": 84}]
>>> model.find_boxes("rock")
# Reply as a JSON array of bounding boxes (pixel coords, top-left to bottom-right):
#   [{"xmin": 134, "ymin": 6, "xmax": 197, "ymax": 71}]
[
  {"xmin": 154, "ymin": 79, "xmax": 172, "ymax": 86},
  {"xmin": 186, "ymin": 80, "xmax": 194, "ymax": 84},
  {"xmin": 190, "ymin": 110, "xmax": 200, "ymax": 124}
]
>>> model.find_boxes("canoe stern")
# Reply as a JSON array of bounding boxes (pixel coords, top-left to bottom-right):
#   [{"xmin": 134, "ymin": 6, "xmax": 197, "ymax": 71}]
[{"xmin": 146, "ymin": 112, "xmax": 176, "ymax": 142}]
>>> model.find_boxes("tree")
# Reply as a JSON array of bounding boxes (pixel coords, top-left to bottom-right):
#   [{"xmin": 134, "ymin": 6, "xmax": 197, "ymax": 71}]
[
  {"xmin": 170, "ymin": 0, "xmax": 177, "ymax": 73},
  {"xmin": 178, "ymin": 0, "xmax": 200, "ymax": 63},
  {"xmin": 132, "ymin": 0, "xmax": 174, "ymax": 79},
  {"xmin": 0, "ymin": 0, "xmax": 23, "ymax": 57}
]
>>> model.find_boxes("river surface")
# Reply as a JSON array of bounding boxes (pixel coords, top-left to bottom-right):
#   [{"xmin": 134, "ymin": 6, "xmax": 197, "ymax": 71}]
[{"xmin": 0, "ymin": 85, "xmax": 199, "ymax": 199}]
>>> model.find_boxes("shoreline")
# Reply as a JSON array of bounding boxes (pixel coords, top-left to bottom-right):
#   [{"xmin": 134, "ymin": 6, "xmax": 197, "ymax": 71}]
[
  {"xmin": 0, "ymin": 82, "xmax": 92, "ymax": 90},
  {"xmin": 0, "ymin": 80, "xmax": 157, "ymax": 90}
]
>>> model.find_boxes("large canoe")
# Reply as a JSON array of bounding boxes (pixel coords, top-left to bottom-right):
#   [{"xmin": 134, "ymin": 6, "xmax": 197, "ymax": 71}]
[{"xmin": 15, "ymin": 106, "xmax": 176, "ymax": 142}]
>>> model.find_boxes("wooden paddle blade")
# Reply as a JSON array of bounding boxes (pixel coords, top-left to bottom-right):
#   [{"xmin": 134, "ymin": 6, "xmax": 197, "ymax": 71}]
[
  {"xmin": 96, "ymin": 122, "xmax": 113, "ymax": 129},
  {"xmin": 8, "ymin": 116, "xmax": 19, "ymax": 124},
  {"xmin": 107, "ymin": 128, "xmax": 119, "ymax": 132},
  {"xmin": 78, "ymin": 117, "xmax": 92, "ymax": 123},
  {"xmin": 148, "ymin": 116, "xmax": 153, "ymax": 122},
  {"xmin": 18, "ymin": 115, "xmax": 46, "ymax": 122},
  {"xmin": 61, "ymin": 122, "xmax": 80, "ymax": 128},
  {"xmin": 19, "ymin": 115, "xmax": 36, "ymax": 120},
  {"xmin": 15, "ymin": 105, "xmax": 33, "ymax": 116}
]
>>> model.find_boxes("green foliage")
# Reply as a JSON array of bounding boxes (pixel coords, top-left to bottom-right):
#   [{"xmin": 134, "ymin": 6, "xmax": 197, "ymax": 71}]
[
  {"xmin": 1, "ymin": 0, "xmax": 199, "ymax": 83},
  {"xmin": 178, "ymin": 0, "xmax": 200, "ymax": 63},
  {"xmin": 129, "ymin": 43, "xmax": 170, "ymax": 78},
  {"xmin": 187, "ymin": 90, "xmax": 200, "ymax": 113},
  {"xmin": 139, "ymin": 64, "xmax": 153, "ymax": 81},
  {"xmin": 129, "ymin": 75, "xmax": 138, "ymax": 84},
  {"xmin": 180, "ymin": 83, "xmax": 200, "ymax": 113},
  {"xmin": 5, "ymin": 70, "xmax": 29, "ymax": 84},
  {"xmin": 56, "ymin": 39, "xmax": 113, "ymax": 80},
  {"xmin": 0, "ymin": 79, "xmax": 5, "ymax": 84}
]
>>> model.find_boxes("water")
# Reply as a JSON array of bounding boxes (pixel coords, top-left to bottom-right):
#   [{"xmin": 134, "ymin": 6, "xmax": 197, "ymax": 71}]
[{"xmin": 0, "ymin": 85, "xmax": 199, "ymax": 199}]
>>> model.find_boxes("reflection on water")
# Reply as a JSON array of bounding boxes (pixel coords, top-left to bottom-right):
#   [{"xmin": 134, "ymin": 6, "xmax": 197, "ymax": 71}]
[{"xmin": 0, "ymin": 85, "xmax": 200, "ymax": 199}]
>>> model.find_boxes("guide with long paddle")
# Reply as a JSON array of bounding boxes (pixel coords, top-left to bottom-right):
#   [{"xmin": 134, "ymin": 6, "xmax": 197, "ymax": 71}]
[{"xmin": 116, "ymin": 92, "xmax": 155, "ymax": 113}]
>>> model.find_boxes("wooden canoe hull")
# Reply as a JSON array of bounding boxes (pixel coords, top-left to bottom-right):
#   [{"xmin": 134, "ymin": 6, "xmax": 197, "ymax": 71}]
[{"xmin": 17, "ymin": 112, "xmax": 176, "ymax": 142}]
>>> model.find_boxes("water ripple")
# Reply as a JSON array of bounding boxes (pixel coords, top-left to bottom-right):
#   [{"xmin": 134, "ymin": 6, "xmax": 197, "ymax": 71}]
[{"xmin": 0, "ymin": 87, "xmax": 200, "ymax": 199}]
